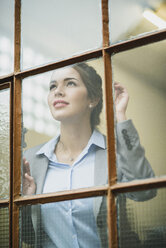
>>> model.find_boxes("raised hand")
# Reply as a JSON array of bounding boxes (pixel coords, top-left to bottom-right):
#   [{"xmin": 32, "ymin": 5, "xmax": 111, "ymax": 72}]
[
  {"xmin": 22, "ymin": 158, "xmax": 36, "ymax": 195},
  {"xmin": 114, "ymin": 82, "xmax": 129, "ymax": 122}
]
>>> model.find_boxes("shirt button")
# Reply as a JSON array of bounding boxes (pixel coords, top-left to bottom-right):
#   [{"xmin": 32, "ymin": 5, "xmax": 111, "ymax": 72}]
[
  {"xmin": 122, "ymin": 129, "xmax": 127, "ymax": 134},
  {"xmin": 128, "ymin": 144, "xmax": 133, "ymax": 150},
  {"xmin": 123, "ymin": 134, "xmax": 129, "ymax": 139},
  {"xmin": 125, "ymin": 139, "xmax": 131, "ymax": 145}
]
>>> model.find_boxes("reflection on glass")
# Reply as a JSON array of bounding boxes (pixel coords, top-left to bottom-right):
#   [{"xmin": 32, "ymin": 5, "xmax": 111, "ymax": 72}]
[
  {"xmin": 116, "ymin": 188, "xmax": 166, "ymax": 248},
  {"xmin": 21, "ymin": 58, "xmax": 106, "ymax": 196},
  {"xmin": 21, "ymin": 0, "xmax": 102, "ymax": 69},
  {"xmin": 112, "ymin": 40, "xmax": 166, "ymax": 178},
  {"xmin": 0, "ymin": 89, "xmax": 10, "ymax": 199},
  {"xmin": 109, "ymin": 0, "xmax": 166, "ymax": 44},
  {"xmin": 0, "ymin": 207, "xmax": 9, "ymax": 247},
  {"xmin": 0, "ymin": 0, "xmax": 14, "ymax": 76},
  {"xmin": 20, "ymin": 196, "xmax": 108, "ymax": 247}
]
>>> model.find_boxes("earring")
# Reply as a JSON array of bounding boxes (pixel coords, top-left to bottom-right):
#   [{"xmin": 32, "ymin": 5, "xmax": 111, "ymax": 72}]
[{"xmin": 89, "ymin": 104, "xmax": 93, "ymax": 108}]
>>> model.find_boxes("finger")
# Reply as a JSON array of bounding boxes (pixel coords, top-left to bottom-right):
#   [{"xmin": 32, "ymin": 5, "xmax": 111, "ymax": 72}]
[
  {"xmin": 114, "ymin": 83, "xmax": 125, "ymax": 90},
  {"xmin": 23, "ymin": 158, "xmax": 31, "ymax": 176},
  {"xmin": 114, "ymin": 87, "xmax": 123, "ymax": 98},
  {"xmin": 23, "ymin": 161, "xmax": 30, "ymax": 175},
  {"xmin": 115, "ymin": 86, "xmax": 128, "ymax": 96},
  {"xmin": 114, "ymin": 81, "xmax": 123, "ymax": 87},
  {"xmin": 114, "ymin": 81, "xmax": 126, "ymax": 89},
  {"xmin": 25, "ymin": 173, "xmax": 34, "ymax": 183}
]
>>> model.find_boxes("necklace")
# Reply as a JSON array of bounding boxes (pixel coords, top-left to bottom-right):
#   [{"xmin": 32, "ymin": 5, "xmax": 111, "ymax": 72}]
[{"xmin": 56, "ymin": 140, "xmax": 75, "ymax": 163}]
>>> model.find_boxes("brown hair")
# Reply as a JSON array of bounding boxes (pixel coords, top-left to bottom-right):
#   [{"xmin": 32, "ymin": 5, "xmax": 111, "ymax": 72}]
[{"xmin": 72, "ymin": 62, "xmax": 103, "ymax": 130}]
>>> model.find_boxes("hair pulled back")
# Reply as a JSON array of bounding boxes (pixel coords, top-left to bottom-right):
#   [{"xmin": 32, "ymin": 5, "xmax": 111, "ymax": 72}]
[{"xmin": 72, "ymin": 62, "xmax": 103, "ymax": 130}]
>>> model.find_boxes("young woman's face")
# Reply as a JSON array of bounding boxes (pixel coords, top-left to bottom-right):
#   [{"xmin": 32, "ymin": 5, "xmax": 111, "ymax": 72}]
[{"xmin": 48, "ymin": 67, "xmax": 92, "ymax": 123}]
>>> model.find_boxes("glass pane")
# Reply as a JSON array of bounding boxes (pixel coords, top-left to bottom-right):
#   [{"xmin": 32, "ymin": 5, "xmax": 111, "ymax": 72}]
[
  {"xmin": 0, "ymin": 207, "xmax": 9, "ymax": 247},
  {"xmin": 20, "ymin": 196, "xmax": 108, "ymax": 247},
  {"xmin": 21, "ymin": 0, "xmax": 102, "ymax": 70},
  {"xmin": 112, "ymin": 40, "xmax": 166, "ymax": 181},
  {"xmin": 21, "ymin": 58, "xmax": 107, "ymax": 196},
  {"xmin": 116, "ymin": 187, "xmax": 166, "ymax": 248},
  {"xmin": 109, "ymin": 0, "xmax": 166, "ymax": 44},
  {"xmin": 0, "ymin": 0, "xmax": 14, "ymax": 76},
  {"xmin": 0, "ymin": 88, "xmax": 10, "ymax": 199}
]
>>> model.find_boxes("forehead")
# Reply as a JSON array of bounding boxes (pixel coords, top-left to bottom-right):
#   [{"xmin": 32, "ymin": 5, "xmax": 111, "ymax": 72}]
[{"xmin": 51, "ymin": 67, "xmax": 82, "ymax": 82}]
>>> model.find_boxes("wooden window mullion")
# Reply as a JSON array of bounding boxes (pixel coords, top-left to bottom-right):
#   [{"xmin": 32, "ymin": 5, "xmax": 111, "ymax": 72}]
[
  {"xmin": 14, "ymin": 0, "xmax": 21, "ymax": 73},
  {"xmin": 14, "ymin": 49, "xmax": 103, "ymax": 79},
  {"xmin": 12, "ymin": 29, "xmax": 165, "ymax": 81},
  {"xmin": 12, "ymin": 76, "xmax": 22, "ymax": 248},
  {"xmin": 103, "ymin": 49, "xmax": 118, "ymax": 248},
  {"xmin": 14, "ymin": 186, "xmax": 108, "ymax": 206},
  {"xmin": 105, "ymin": 29, "xmax": 166, "ymax": 54},
  {"xmin": 102, "ymin": 0, "xmax": 110, "ymax": 47},
  {"xmin": 12, "ymin": 0, "xmax": 22, "ymax": 246},
  {"xmin": 101, "ymin": 0, "xmax": 118, "ymax": 247}
]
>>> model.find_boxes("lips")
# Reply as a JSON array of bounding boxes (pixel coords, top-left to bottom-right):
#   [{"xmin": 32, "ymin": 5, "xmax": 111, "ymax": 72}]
[{"xmin": 53, "ymin": 100, "xmax": 69, "ymax": 108}]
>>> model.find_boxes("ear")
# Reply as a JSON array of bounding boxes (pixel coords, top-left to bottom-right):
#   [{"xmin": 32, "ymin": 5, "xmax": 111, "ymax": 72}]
[{"xmin": 89, "ymin": 98, "xmax": 100, "ymax": 109}]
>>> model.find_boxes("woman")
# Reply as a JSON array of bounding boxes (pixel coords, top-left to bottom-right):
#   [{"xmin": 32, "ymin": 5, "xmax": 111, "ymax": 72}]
[{"xmin": 23, "ymin": 63, "xmax": 156, "ymax": 247}]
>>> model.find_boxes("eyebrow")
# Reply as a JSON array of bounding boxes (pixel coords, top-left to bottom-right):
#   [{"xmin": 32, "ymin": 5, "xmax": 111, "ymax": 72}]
[
  {"xmin": 50, "ymin": 77, "xmax": 78, "ymax": 85},
  {"xmin": 64, "ymin": 77, "xmax": 78, "ymax": 82}
]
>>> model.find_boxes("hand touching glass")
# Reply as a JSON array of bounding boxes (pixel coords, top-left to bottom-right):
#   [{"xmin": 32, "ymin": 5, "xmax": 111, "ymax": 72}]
[
  {"xmin": 114, "ymin": 82, "xmax": 129, "ymax": 122},
  {"xmin": 22, "ymin": 158, "xmax": 36, "ymax": 195}
]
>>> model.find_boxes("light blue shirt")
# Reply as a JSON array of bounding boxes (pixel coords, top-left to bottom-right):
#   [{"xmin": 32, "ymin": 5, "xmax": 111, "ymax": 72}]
[{"xmin": 36, "ymin": 130, "xmax": 106, "ymax": 248}]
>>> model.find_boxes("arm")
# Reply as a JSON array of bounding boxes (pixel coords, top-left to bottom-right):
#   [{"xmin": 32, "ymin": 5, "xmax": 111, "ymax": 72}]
[
  {"xmin": 116, "ymin": 119, "xmax": 155, "ymax": 181},
  {"xmin": 21, "ymin": 144, "xmax": 49, "ymax": 245},
  {"xmin": 114, "ymin": 82, "xmax": 156, "ymax": 201},
  {"xmin": 21, "ymin": 157, "xmax": 36, "ymax": 245}
]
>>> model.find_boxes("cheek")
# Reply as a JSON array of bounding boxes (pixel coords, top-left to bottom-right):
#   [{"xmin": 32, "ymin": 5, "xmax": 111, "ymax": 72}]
[
  {"xmin": 74, "ymin": 90, "xmax": 89, "ymax": 102},
  {"xmin": 73, "ymin": 95, "xmax": 88, "ymax": 108},
  {"xmin": 47, "ymin": 93, "xmax": 52, "ymax": 107}
]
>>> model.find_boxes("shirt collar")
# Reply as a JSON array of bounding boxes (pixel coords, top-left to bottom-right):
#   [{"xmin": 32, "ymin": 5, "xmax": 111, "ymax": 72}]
[
  {"xmin": 36, "ymin": 129, "xmax": 106, "ymax": 160},
  {"xmin": 86, "ymin": 129, "xmax": 106, "ymax": 151},
  {"xmin": 36, "ymin": 135, "xmax": 60, "ymax": 159}
]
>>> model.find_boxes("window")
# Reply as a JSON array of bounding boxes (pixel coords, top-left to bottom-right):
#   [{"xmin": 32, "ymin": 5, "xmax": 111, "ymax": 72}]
[{"xmin": 0, "ymin": 0, "xmax": 166, "ymax": 247}]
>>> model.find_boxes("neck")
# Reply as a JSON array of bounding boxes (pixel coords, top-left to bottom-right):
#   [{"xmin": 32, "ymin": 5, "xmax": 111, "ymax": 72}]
[
  {"xmin": 55, "ymin": 120, "xmax": 93, "ymax": 165},
  {"xmin": 59, "ymin": 120, "xmax": 92, "ymax": 152}
]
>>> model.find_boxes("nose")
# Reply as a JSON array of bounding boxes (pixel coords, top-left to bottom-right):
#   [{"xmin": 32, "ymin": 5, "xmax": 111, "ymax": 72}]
[{"xmin": 54, "ymin": 84, "xmax": 65, "ymax": 97}]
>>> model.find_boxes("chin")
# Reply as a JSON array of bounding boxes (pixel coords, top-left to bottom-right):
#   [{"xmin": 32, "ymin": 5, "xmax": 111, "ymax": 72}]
[
  {"xmin": 52, "ymin": 115, "xmax": 66, "ymax": 122},
  {"xmin": 51, "ymin": 113, "xmax": 72, "ymax": 122},
  {"xmin": 50, "ymin": 109, "xmax": 68, "ymax": 121},
  {"xmin": 52, "ymin": 113, "xmax": 82, "ymax": 124},
  {"xmin": 50, "ymin": 109, "xmax": 89, "ymax": 124}
]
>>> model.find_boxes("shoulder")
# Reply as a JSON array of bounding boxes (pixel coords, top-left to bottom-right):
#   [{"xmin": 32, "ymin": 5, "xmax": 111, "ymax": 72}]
[
  {"xmin": 93, "ymin": 129, "xmax": 107, "ymax": 150},
  {"xmin": 23, "ymin": 143, "xmax": 46, "ymax": 161}
]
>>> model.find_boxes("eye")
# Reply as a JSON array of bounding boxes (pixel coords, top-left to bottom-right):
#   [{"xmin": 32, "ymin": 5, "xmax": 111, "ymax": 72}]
[
  {"xmin": 49, "ymin": 84, "xmax": 57, "ymax": 91},
  {"xmin": 67, "ymin": 81, "xmax": 77, "ymax": 87}
]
